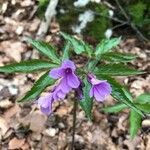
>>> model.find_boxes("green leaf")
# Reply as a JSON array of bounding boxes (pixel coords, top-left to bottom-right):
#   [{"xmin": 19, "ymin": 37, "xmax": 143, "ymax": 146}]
[
  {"xmin": 135, "ymin": 103, "xmax": 150, "ymax": 114},
  {"xmin": 18, "ymin": 71, "xmax": 55, "ymax": 102},
  {"xmin": 94, "ymin": 64, "xmax": 144, "ymax": 76},
  {"xmin": 60, "ymin": 32, "xmax": 93, "ymax": 57},
  {"xmin": 102, "ymin": 52, "xmax": 136, "ymax": 62},
  {"xmin": 95, "ymin": 38, "xmax": 121, "ymax": 56},
  {"xmin": 79, "ymin": 78, "xmax": 93, "ymax": 120},
  {"xmin": 62, "ymin": 41, "xmax": 70, "ymax": 61},
  {"xmin": 26, "ymin": 38, "xmax": 60, "ymax": 64},
  {"xmin": 97, "ymin": 75, "xmax": 144, "ymax": 116},
  {"xmin": 130, "ymin": 110, "xmax": 142, "ymax": 139},
  {"xmin": 103, "ymin": 103, "xmax": 128, "ymax": 113},
  {"xmin": 0, "ymin": 59, "xmax": 56, "ymax": 73},
  {"xmin": 136, "ymin": 93, "xmax": 150, "ymax": 104}
]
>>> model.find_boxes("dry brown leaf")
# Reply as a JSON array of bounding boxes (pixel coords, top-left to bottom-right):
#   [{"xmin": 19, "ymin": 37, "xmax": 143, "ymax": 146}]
[
  {"xmin": 0, "ymin": 41, "xmax": 26, "ymax": 62},
  {"xmin": 0, "ymin": 117, "xmax": 9, "ymax": 136},
  {"xmin": 8, "ymin": 137, "xmax": 25, "ymax": 149}
]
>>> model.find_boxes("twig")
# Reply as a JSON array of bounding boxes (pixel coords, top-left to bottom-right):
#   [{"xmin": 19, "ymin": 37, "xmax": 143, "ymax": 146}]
[
  {"xmin": 114, "ymin": 0, "xmax": 129, "ymax": 20},
  {"xmin": 71, "ymin": 98, "xmax": 78, "ymax": 150},
  {"xmin": 36, "ymin": 0, "xmax": 59, "ymax": 40},
  {"xmin": 114, "ymin": 0, "xmax": 149, "ymax": 42}
]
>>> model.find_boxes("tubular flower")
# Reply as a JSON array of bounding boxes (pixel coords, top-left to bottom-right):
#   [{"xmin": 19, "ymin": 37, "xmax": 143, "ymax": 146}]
[
  {"xmin": 38, "ymin": 93, "xmax": 53, "ymax": 115},
  {"xmin": 88, "ymin": 74, "xmax": 112, "ymax": 102},
  {"xmin": 49, "ymin": 60, "xmax": 80, "ymax": 93}
]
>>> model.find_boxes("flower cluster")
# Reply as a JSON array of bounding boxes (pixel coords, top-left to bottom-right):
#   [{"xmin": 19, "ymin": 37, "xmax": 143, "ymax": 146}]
[{"xmin": 38, "ymin": 60, "xmax": 112, "ymax": 115}]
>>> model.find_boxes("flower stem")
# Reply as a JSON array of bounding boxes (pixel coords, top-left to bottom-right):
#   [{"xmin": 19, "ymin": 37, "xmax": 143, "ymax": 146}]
[{"xmin": 71, "ymin": 99, "xmax": 78, "ymax": 150}]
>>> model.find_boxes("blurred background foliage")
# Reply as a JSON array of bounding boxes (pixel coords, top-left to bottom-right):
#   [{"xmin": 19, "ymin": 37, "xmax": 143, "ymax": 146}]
[{"xmin": 37, "ymin": 0, "xmax": 149, "ymax": 41}]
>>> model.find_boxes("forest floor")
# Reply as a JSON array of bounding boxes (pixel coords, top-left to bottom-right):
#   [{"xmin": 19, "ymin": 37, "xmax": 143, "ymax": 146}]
[{"xmin": 0, "ymin": 0, "xmax": 150, "ymax": 150}]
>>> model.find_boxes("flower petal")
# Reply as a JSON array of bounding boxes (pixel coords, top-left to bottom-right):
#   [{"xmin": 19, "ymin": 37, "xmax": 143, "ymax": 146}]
[
  {"xmin": 91, "ymin": 78, "xmax": 107, "ymax": 85},
  {"xmin": 67, "ymin": 72, "xmax": 80, "ymax": 88},
  {"xmin": 97, "ymin": 82, "xmax": 112, "ymax": 97},
  {"xmin": 89, "ymin": 87, "xmax": 94, "ymax": 98},
  {"xmin": 40, "ymin": 106, "xmax": 52, "ymax": 115},
  {"xmin": 38, "ymin": 93, "xmax": 53, "ymax": 115},
  {"xmin": 60, "ymin": 77, "xmax": 72, "ymax": 93},
  {"xmin": 49, "ymin": 68, "xmax": 64, "ymax": 79},
  {"xmin": 61, "ymin": 60, "xmax": 76, "ymax": 71},
  {"xmin": 93, "ymin": 86, "xmax": 105, "ymax": 102}
]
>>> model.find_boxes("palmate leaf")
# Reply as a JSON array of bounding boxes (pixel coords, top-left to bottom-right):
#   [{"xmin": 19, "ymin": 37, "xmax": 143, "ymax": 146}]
[
  {"xmin": 94, "ymin": 64, "xmax": 144, "ymax": 76},
  {"xmin": 18, "ymin": 71, "xmax": 55, "ymax": 102},
  {"xmin": 97, "ymin": 75, "xmax": 144, "ymax": 116},
  {"xmin": 130, "ymin": 110, "xmax": 142, "ymax": 139},
  {"xmin": 0, "ymin": 59, "xmax": 57, "ymax": 73},
  {"xmin": 95, "ymin": 37, "xmax": 121, "ymax": 56},
  {"xmin": 102, "ymin": 52, "xmax": 136, "ymax": 62},
  {"xmin": 60, "ymin": 32, "xmax": 93, "ymax": 57},
  {"xmin": 26, "ymin": 38, "xmax": 60, "ymax": 64},
  {"xmin": 102, "ymin": 103, "xmax": 128, "ymax": 113},
  {"xmin": 79, "ymin": 78, "xmax": 93, "ymax": 120}
]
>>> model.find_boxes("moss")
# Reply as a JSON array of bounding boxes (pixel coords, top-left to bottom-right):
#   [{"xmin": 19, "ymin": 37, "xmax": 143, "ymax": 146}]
[
  {"xmin": 56, "ymin": 0, "xmax": 80, "ymax": 33},
  {"xmin": 84, "ymin": 3, "xmax": 110, "ymax": 41}
]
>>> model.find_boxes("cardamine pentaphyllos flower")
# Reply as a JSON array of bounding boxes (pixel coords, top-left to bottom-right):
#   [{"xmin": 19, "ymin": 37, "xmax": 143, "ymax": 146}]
[
  {"xmin": 38, "ymin": 60, "xmax": 80, "ymax": 115},
  {"xmin": 38, "ymin": 93, "xmax": 53, "ymax": 115},
  {"xmin": 49, "ymin": 60, "xmax": 80, "ymax": 93},
  {"xmin": 88, "ymin": 74, "xmax": 112, "ymax": 102}
]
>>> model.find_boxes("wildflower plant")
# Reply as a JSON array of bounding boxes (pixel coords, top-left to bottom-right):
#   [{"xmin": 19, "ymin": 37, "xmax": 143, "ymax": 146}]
[{"xmin": 0, "ymin": 32, "xmax": 148, "ymax": 141}]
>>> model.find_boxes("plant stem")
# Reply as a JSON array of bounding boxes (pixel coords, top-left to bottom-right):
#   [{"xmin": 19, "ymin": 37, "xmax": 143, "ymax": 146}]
[{"xmin": 71, "ymin": 99, "xmax": 78, "ymax": 150}]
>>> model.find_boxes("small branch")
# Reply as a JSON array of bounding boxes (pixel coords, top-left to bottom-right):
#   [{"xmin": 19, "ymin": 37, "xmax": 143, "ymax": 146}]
[
  {"xmin": 114, "ymin": 0, "xmax": 148, "ymax": 42},
  {"xmin": 114, "ymin": 0, "xmax": 129, "ymax": 20},
  {"xmin": 36, "ymin": 0, "xmax": 59, "ymax": 40},
  {"xmin": 71, "ymin": 99, "xmax": 78, "ymax": 150}
]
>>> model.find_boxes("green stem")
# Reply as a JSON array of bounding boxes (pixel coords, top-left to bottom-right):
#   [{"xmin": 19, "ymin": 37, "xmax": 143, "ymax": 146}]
[{"xmin": 71, "ymin": 99, "xmax": 78, "ymax": 150}]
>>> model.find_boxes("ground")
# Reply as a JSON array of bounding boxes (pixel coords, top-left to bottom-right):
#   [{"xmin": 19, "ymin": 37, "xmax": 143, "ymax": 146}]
[{"xmin": 0, "ymin": 0, "xmax": 150, "ymax": 150}]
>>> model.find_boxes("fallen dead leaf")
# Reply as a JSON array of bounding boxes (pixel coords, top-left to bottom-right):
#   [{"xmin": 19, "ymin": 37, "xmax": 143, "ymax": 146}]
[
  {"xmin": 0, "ymin": 117, "xmax": 9, "ymax": 136},
  {"xmin": 8, "ymin": 137, "xmax": 25, "ymax": 149}
]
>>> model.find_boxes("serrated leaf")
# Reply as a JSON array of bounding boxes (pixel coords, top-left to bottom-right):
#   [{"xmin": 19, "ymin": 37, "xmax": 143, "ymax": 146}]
[
  {"xmin": 102, "ymin": 52, "xmax": 136, "ymax": 62},
  {"xmin": 0, "ymin": 59, "xmax": 56, "ymax": 73},
  {"xmin": 97, "ymin": 75, "xmax": 144, "ymax": 116},
  {"xmin": 79, "ymin": 78, "xmax": 93, "ymax": 120},
  {"xmin": 62, "ymin": 41, "xmax": 70, "ymax": 61},
  {"xmin": 94, "ymin": 64, "xmax": 144, "ymax": 76},
  {"xmin": 26, "ymin": 38, "xmax": 60, "ymax": 64},
  {"xmin": 136, "ymin": 93, "xmax": 150, "ymax": 104},
  {"xmin": 130, "ymin": 110, "xmax": 142, "ymax": 139},
  {"xmin": 18, "ymin": 71, "xmax": 55, "ymax": 102},
  {"xmin": 103, "ymin": 103, "xmax": 128, "ymax": 113},
  {"xmin": 60, "ymin": 32, "xmax": 93, "ymax": 57},
  {"xmin": 95, "ymin": 38, "xmax": 121, "ymax": 56}
]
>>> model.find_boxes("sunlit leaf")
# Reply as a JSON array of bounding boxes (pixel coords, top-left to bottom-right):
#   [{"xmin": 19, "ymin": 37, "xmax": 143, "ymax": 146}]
[
  {"xmin": 130, "ymin": 110, "xmax": 142, "ymax": 139},
  {"xmin": 26, "ymin": 38, "xmax": 60, "ymax": 64},
  {"xmin": 102, "ymin": 52, "xmax": 136, "ymax": 62},
  {"xmin": 60, "ymin": 32, "xmax": 93, "ymax": 57},
  {"xmin": 136, "ymin": 93, "xmax": 150, "ymax": 104},
  {"xmin": 94, "ymin": 64, "xmax": 144, "ymax": 76},
  {"xmin": 95, "ymin": 38, "xmax": 121, "ymax": 56},
  {"xmin": 102, "ymin": 103, "xmax": 128, "ymax": 113}
]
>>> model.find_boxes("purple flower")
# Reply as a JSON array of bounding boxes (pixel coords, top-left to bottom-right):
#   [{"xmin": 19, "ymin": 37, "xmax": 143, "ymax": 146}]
[
  {"xmin": 38, "ymin": 93, "xmax": 53, "ymax": 115},
  {"xmin": 88, "ymin": 74, "xmax": 112, "ymax": 102},
  {"xmin": 52, "ymin": 83, "xmax": 67, "ymax": 100},
  {"xmin": 49, "ymin": 60, "xmax": 80, "ymax": 93}
]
